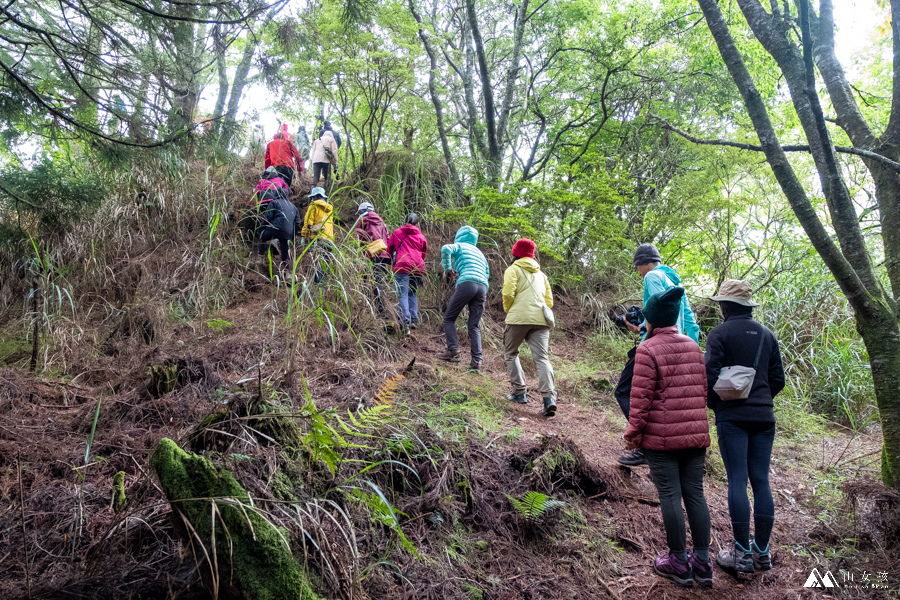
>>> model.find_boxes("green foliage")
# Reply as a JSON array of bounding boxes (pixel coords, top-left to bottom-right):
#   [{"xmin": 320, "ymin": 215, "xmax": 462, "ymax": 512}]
[
  {"xmin": 505, "ymin": 491, "xmax": 565, "ymax": 524},
  {"xmin": 0, "ymin": 156, "xmax": 104, "ymax": 242},
  {"xmin": 206, "ymin": 318, "xmax": 233, "ymax": 333},
  {"xmin": 346, "ymin": 483, "xmax": 419, "ymax": 557}
]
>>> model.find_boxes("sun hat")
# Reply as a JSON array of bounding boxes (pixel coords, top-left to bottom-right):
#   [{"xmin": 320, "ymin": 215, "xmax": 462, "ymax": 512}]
[
  {"xmin": 357, "ymin": 202, "xmax": 374, "ymax": 214},
  {"xmin": 308, "ymin": 187, "xmax": 328, "ymax": 199},
  {"xmin": 710, "ymin": 279, "xmax": 759, "ymax": 307}
]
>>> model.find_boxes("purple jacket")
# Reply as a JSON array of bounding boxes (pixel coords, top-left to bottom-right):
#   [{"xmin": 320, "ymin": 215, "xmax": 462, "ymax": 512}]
[
  {"xmin": 387, "ymin": 225, "xmax": 427, "ymax": 274},
  {"xmin": 355, "ymin": 211, "xmax": 390, "ymax": 260}
]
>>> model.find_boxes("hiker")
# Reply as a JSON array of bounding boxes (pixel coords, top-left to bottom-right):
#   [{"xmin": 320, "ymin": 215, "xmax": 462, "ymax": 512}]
[
  {"xmin": 617, "ymin": 243, "xmax": 701, "ymax": 467},
  {"xmin": 295, "ymin": 125, "xmax": 311, "ymax": 167},
  {"xmin": 624, "ymin": 286, "xmax": 712, "ymax": 590},
  {"xmin": 265, "ymin": 124, "xmax": 304, "ymax": 187},
  {"xmin": 310, "ymin": 129, "xmax": 339, "ymax": 192},
  {"xmin": 355, "ymin": 202, "xmax": 391, "ymax": 314},
  {"xmin": 253, "ymin": 166, "xmax": 290, "ymax": 202},
  {"xmin": 706, "ymin": 280, "xmax": 785, "ymax": 575},
  {"xmin": 438, "ymin": 226, "xmax": 489, "ymax": 371},
  {"xmin": 300, "ymin": 187, "xmax": 335, "ymax": 284},
  {"xmin": 502, "ymin": 238, "xmax": 557, "ymax": 417},
  {"xmin": 323, "ymin": 120, "xmax": 342, "ymax": 148},
  {"xmin": 387, "ymin": 213, "xmax": 428, "ymax": 335},
  {"xmin": 254, "ymin": 181, "xmax": 301, "ymax": 273}
]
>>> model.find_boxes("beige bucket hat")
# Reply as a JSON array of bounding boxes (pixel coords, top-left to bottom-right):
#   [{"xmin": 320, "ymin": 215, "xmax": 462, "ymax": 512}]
[{"xmin": 710, "ymin": 279, "xmax": 759, "ymax": 307}]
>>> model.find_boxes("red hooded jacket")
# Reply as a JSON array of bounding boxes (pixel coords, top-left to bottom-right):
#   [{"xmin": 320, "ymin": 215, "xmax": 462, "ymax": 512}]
[
  {"xmin": 265, "ymin": 138, "xmax": 303, "ymax": 173},
  {"xmin": 624, "ymin": 326, "xmax": 711, "ymax": 451},
  {"xmin": 387, "ymin": 225, "xmax": 427, "ymax": 275},
  {"xmin": 355, "ymin": 211, "xmax": 391, "ymax": 260}
]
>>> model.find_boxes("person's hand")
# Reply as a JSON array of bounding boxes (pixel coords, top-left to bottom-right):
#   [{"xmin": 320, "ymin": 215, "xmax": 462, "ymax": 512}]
[
  {"xmin": 626, "ymin": 320, "xmax": 641, "ymax": 334},
  {"xmin": 624, "ymin": 438, "xmax": 637, "ymax": 450},
  {"xmin": 450, "ymin": 269, "xmax": 458, "ymax": 278}
]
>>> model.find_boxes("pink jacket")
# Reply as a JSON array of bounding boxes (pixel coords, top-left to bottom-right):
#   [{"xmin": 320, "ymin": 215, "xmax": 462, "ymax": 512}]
[
  {"xmin": 356, "ymin": 211, "xmax": 390, "ymax": 260},
  {"xmin": 387, "ymin": 225, "xmax": 427, "ymax": 274}
]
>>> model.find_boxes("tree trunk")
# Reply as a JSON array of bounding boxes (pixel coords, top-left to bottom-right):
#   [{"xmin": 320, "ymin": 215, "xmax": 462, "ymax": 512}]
[
  {"xmin": 409, "ymin": 0, "xmax": 464, "ymax": 199},
  {"xmin": 221, "ymin": 40, "xmax": 255, "ymax": 148},
  {"xmin": 465, "ymin": 0, "xmax": 501, "ymax": 182}
]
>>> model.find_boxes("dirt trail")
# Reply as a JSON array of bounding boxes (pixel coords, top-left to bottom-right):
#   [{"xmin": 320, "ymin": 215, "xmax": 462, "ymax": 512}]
[{"xmin": 404, "ymin": 321, "xmax": 875, "ymax": 599}]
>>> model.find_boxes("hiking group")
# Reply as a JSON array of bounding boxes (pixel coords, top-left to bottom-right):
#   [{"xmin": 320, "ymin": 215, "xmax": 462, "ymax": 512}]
[
  {"xmin": 613, "ymin": 243, "xmax": 785, "ymax": 590},
  {"xmin": 245, "ymin": 125, "xmax": 785, "ymax": 589}
]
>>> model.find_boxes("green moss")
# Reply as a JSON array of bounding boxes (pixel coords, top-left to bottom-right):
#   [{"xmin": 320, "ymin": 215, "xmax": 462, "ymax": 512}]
[
  {"xmin": 461, "ymin": 582, "xmax": 484, "ymax": 600},
  {"xmin": 150, "ymin": 438, "xmax": 320, "ymax": 600},
  {"xmin": 112, "ymin": 471, "xmax": 127, "ymax": 513},
  {"xmin": 148, "ymin": 362, "xmax": 178, "ymax": 398}
]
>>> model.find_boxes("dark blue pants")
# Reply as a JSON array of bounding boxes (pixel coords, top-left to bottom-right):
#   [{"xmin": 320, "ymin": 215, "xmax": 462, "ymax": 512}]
[
  {"xmin": 443, "ymin": 281, "xmax": 486, "ymax": 362},
  {"xmin": 716, "ymin": 421, "xmax": 775, "ymax": 548}
]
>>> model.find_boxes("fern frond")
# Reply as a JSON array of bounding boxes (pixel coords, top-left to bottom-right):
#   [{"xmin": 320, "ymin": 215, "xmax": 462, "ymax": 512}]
[
  {"xmin": 506, "ymin": 491, "xmax": 565, "ymax": 523},
  {"xmin": 373, "ymin": 373, "xmax": 404, "ymax": 407}
]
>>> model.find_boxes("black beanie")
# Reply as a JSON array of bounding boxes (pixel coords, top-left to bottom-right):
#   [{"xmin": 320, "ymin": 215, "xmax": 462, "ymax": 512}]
[
  {"xmin": 642, "ymin": 287, "xmax": 684, "ymax": 328},
  {"xmin": 633, "ymin": 243, "xmax": 662, "ymax": 268}
]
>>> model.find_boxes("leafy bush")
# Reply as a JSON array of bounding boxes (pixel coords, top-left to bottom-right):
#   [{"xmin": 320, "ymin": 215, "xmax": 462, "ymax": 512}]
[{"xmin": 0, "ymin": 156, "xmax": 105, "ymax": 242}]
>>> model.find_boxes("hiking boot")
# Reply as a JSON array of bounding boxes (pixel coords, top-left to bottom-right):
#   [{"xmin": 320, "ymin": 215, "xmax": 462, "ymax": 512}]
[
  {"xmin": 466, "ymin": 360, "xmax": 482, "ymax": 373},
  {"xmin": 507, "ymin": 393, "xmax": 528, "ymax": 404},
  {"xmin": 542, "ymin": 397, "xmax": 557, "ymax": 417},
  {"xmin": 751, "ymin": 539, "xmax": 771, "ymax": 571},
  {"xmin": 410, "ymin": 319, "xmax": 419, "ymax": 330},
  {"xmin": 436, "ymin": 350, "xmax": 460, "ymax": 362},
  {"xmin": 653, "ymin": 553, "xmax": 693, "ymax": 588},
  {"xmin": 617, "ymin": 448, "xmax": 647, "ymax": 467},
  {"xmin": 689, "ymin": 551, "xmax": 713, "ymax": 588},
  {"xmin": 402, "ymin": 326, "xmax": 411, "ymax": 336},
  {"xmin": 717, "ymin": 541, "xmax": 753, "ymax": 574}
]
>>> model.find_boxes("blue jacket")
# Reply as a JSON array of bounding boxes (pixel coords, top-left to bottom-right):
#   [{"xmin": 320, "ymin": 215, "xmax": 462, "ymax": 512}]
[
  {"xmin": 642, "ymin": 265, "xmax": 700, "ymax": 343},
  {"xmin": 441, "ymin": 226, "xmax": 489, "ymax": 288}
]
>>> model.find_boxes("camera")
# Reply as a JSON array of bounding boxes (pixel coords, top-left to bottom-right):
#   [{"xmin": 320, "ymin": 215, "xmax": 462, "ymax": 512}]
[{"xmin": 613, "ymin": 305, "xmax": 644, "ymax": 331}]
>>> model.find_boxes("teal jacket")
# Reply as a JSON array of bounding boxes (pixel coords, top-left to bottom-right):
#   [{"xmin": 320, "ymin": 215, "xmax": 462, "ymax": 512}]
[
  {"xmin": 441, "ymin": 226, "xmax": 490, "ymax": 288},
  {"xmin": 642, "ymin": 265, "xmax": 700, "ymax": 344}
]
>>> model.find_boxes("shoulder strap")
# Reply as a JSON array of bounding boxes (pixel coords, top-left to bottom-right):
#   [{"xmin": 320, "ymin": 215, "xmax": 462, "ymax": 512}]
[
  {"xmin": 514, "ymin": 265, "xmax": 546, "ymax": 307},
  {"xmin": 752, "ymin": 325, "xmax": 765, "ymax": 369}
]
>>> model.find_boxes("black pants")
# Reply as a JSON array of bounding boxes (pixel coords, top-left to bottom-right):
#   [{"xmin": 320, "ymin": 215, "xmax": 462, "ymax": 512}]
[
  {"xmin": 313, "ymin": 240, "xmax": 335, "ymax": 284},
  {"xmin": 274, "ymin": 165, "xmax": 294, "ymax": 187},
  {"xmin": 644, "ymin": 447, "xmax": 711, "ymax": 555},
  {"xmin": 443, "ymin": 281, "xmax": 487, "ymax": 362},
  {"xmin": 369, "ymin": 257, "xmax": 391, "ymax": 313},
  {"xmin": 615, "ymin": 347, "xmax": 637, "ymax": 419},
  {"xmin": 312, "ymin": 162, "xmax": 331, "ymax": 190}
]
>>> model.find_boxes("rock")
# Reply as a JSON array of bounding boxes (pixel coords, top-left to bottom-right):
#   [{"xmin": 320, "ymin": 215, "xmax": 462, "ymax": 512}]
[{"xmin": 150, "ymin": 438, "xmax": 320, "ymax": 600}]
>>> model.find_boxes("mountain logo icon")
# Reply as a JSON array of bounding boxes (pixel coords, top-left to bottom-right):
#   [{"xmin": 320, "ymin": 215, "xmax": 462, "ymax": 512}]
[{"xmin": 804, "ymin": 568, "xmax": 839, "ymax": 588}]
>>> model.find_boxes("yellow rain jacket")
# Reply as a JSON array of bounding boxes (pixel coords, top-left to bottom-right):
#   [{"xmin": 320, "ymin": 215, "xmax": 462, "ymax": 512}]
[
  {"xmin": 301, "ymin": 199, "xmax": 335, "ymax": 243},
  {"xmin": 502, "ymin": 258, "xmax": 554, "ymax": 325}
]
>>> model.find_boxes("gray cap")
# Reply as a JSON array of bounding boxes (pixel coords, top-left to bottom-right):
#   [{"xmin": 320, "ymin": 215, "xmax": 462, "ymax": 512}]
[
  {"xmin": 357, "ymin": 202, "xmax": 374, "ymax": 214},
  {"xmin": 633, "ymin": 243, "xmax": 662, "ymax": 268}
]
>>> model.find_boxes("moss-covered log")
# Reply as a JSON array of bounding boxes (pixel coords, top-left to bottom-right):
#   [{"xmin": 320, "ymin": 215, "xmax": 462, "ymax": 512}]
[{"xmin": 150, "ymin": 438, "xmax": 320, "ymax": 600}]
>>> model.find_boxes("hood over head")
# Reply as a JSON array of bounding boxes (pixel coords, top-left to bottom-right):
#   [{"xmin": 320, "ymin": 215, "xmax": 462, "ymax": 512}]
[
  {"xmin": 512, "ymin": 257, "xmax": 540, "ymax": 273},
  {"xmin": 654, "ymin": 264, "xmax": 682, "ymax": 285},
  {"xmin": 454, "ymin": 225, "xmax": 479, "ymax": 245},
  {"xmin": 312, "ymin": 199, "xmax": 333, "ymax": 213}
]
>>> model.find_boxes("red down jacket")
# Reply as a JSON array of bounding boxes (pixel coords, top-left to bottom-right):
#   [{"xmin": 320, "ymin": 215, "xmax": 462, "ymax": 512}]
[{"xmin": 624, "ymin": 325, "xmax": 710, "ymax": 451}]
